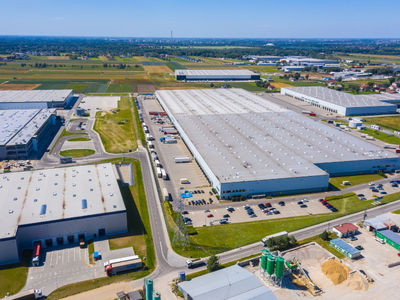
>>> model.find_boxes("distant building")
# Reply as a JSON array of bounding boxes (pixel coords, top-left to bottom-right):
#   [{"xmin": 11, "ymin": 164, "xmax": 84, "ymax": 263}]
[
  {"xmin": 282, "ymin": 56, "xmax": 338, "ymax": 66},
  {"xmin": 363, "ymin": 216, "xmax": 396, "ymax": 232},
  {"xmin": 0, "ymin": 90, "xmax": 73, "ymax": 109},
  {"xmin": 282, "ymin": 66, "xmax": 304, "ymax": 72},
  {"xmin": 248, "ymin": 55, "xmax": 282, "ymax": 61},
  {"xmin": 175, "ymin": 69, "xmax": 260, "ymax": 81},
  {"xmin": 333, "ymin": 223, "xmax": 358, "ymax": 238},
  {"xmin": 268, "ymin": 85, "xmax": 276, "ymax": 90}
]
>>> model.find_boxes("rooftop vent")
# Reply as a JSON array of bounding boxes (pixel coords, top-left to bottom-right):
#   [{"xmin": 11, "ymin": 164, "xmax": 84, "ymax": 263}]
[{"xmin": 40, "ymin": 204, "xmax": 46, "ymax": 215}]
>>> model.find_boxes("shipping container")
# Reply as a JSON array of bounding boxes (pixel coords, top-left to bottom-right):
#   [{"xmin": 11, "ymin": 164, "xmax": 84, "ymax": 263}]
[
  {"xmin": 396, "ymin": 149, "xmax": 400, "ymax": 153},
  {"xmin": 32, "ymin": 241, "xmax": 41, "ymax": 266},
  {"xmin": 149, "ymin": 111, "xmax": 159, "ymax": 115},
  {"xmin": 105, "ymin": 258, "xmax": 142, "ymax": 276},
  {"xmin": 157, "ymin": 167, "xmax": 162, "ymax": 178}
]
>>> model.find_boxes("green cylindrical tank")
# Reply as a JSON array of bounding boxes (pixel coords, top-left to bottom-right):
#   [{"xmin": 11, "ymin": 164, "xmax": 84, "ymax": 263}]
[
  {"xmin": 266, "ymin": 254, "xmax": 275, "ymax": 275},
  {"xmin": 153, "ymin": 291, "xmax": 161, "ymax": 300},
  {"xmin": 145, "ymin": 279, "xmax": 153, "ymax": 300},
  {"xmin": 275, "ymin": 256, "xmax": 285, "ymax": 278},
  {"xmin": 261, "ymin": 250, "xmax": 268, "ymax": 271}
]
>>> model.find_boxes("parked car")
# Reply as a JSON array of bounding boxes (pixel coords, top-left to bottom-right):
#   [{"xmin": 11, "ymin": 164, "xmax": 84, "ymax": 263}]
[
  {"xmin": 331, "ymin": 208, "xmax": 338, "ymax": 212},
  {"xmin": 302, "ymin": 199, "xmax": 309, "ymax": 202},
  {"xmin": 265, "ymin": 203, "xmax": 272, "ymax": 207},
  {"xmin": 193, "ymin": 190, "xmax": 197, "ymax": 194},
  {"xmin": 278, "ymin": 201, "xmax": 285, "ymax": 206},
  {"xmin": 195, "ymin": 200, "xmax": 199, "ymax": 205},
  {"xmin": 369, "ymin": 182, "xmax": 375, "ymax": 186},
  {"xmin": 318, "ymin": 199, "xmax": 324, "ymax": 202},
  {"xmin": 207, "ymin": 214, "xmax": 214, "ymax": 218},
  {"xmin": 300, "ymin": 204, "xmax": 307, "ymax": 208},
  {"xmin": 266, "ymin": 211, "xmax": 273, "ymax": 215},
  {"xmin": 184, "ymin": 221, "xmax": 192, "ymax": 225},
  {"xmin": 204, "ymin": 209, "xmax": 210, "ymax": 212},
  {"xmin": 355, "ymin": 245, "xmax": 363, "ymax": 250},
  {"xmin": 182, "ymin": 211, "xmax": 189, "ymax": 214},
  {"xmin": 209, "ymin": 191, "xmax": 213, "ymax": 195},
  {"xmin": 249, "ymin": 214, "xmax": 257, "ymax": 218},
  {"xmin": 297, "ymin": 201, "xmax": 303, "ymax": 205},
  {"xmin": 357, "ymin": 194, "xmax": 365, "ymax": 197},
  {"xmin": 263, "ymin": 209, "xmax": 270, "ymax": 213},
  {"xmin": 223, "ymin": 214, "xmax": 230, "ymax": 218},
  {"xmin": 243, "ymin": 205, "xmax": 250, "ymax": 209},
  {"xmin": 191, "ymin": 200, "xmax": 195, "ymax": 205},
  {"xmin": 349, "ymin": 236, "xmax": 357, "ymax": 241},
  {"xmin": 201, "ymin": 190, "xmax": 205, "ymax": 194},
  {"xmin": 202, "ymin": 199, "xmax": 206, "ymax": 204},
  {"xmin": 372, "ymin": 194, "xmax": 379, "ymax": 197},
  {"xmin": 226, "ymin": 206, "xmax": 234, "ymax": 212},
  {"xmin": 380, "ymin": 191, "xmax": 387, "ymax": 194},
  {"xmin": 273, "ymin": 210, "xmax": 280, "ymax": 214},
  {"xmin": 209, "ymin": 198, "xmax": 213, "ymax": 203}
]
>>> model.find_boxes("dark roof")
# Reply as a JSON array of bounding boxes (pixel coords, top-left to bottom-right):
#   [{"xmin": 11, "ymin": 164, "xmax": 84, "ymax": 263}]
[
  {"xmin": 334, "ymin": 223, "xmax": 358, "ymax": 234},
  {"xmin": 379, "ymin": 230, "xmax": 400, "ymax": 245}
]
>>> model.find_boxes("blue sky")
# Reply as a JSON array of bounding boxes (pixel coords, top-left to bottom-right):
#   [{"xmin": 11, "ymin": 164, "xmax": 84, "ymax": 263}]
[{"xmin": 0, "ymin": 0, "xmax": 397, "ymax": 38}]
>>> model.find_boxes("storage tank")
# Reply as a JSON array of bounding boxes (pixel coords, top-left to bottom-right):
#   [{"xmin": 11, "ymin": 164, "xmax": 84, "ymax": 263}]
[
  {"xmin": 145, "ymin": 278, "xmax": 153, "ymax": 300},
  {"xmin": 266, "ymin": 254, "xmax": 275, "ymax": 275},
  {"xmin": 261, "ymin": 250, "xmax": 268, "ymax": 272},
  {"xmin": 275, "ymin": 256, "xmax": 285, "ymax": 279},
  {"xmin": 180, "ymin": 271, "xmax": 186, "ymax": 281},
  {"xmin": 153, "ymin": 291, "xmax": 161, "ymax": 300}
]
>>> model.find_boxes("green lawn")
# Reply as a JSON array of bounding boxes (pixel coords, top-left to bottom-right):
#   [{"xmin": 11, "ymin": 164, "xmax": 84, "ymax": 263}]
[
  {"xmin": 59, "ymin": 149, "xmax": 95, "ymax": 158},
  {"xmin": 87, "ymin": 239, "xmax": 95, "ymax": 265},
  {"xmin": 359, "ymin": 128, "xmax": 400, "ymax": 144},
  {"xmin": 93, "ymin": 96, "xmax": 137, "ymax": 153},
  {"xmin": 67, "ymin": 137, "xmax": 91, "ymax": 142},
  {"xmin": 329, "ymin": 173, "xmax": 385, "ymax": 190},
  {"xmin": 0, "ymin": 250, "xmax": 31, "ymax": 298},
  {"xmin": 169, "ymin": 192, "xmax": 400, "ymax": 258},
  {"xmin": 106, "ymin": 83, "xmax": 134, "ymax": 93},
  {"xmin": 363, "ymin": 116, "xmax": 400, "ymax": 132},
  {"xmin": 392, "ymin": 209, "xmax": 400, "ymax": 214},
  {"xmin": 228, "ymin": 82, "xmax": 266, "ymax": 92}
]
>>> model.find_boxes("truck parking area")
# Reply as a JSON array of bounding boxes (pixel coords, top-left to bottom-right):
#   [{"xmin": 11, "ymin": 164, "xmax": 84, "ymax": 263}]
[{"xmin": 187, "ymin": 198, "xmax": 330, "ymax": 227}]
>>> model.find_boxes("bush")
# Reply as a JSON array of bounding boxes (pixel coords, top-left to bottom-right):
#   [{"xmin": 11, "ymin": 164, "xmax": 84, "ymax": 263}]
[
  {"xmin": 325, "ymin": 192, "xmax": 356, "ymax": 201},
  {"xmin": 378, "ymin": 170, "xmax": 388, "ymax": 178},
  {"xmin": 212, "ymin": 188, "xmax": 217, "ymax": 194},
  {"xmin": 187, "ymin": 226, "xmax": 198, "ymax": 235},
  {"xmin": 320, "ymin": 230, "xmax": 330, "ymax": 241}
]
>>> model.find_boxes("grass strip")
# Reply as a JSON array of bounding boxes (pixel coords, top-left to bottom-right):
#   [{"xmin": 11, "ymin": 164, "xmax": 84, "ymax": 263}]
[
  {"xmin": 50, "ymin": 128, "xmax": 88, "ymax": 154},
  {"xmin": 67, "ymin": 137, "xmax": 91, "ymax": 142},
  {"xmin": 59, "ymin": 149, "xmax": 95, "ymax": 158},
  {"xmin": 87, "ymin": 239, "xmax": 95, "ymax": 265}
]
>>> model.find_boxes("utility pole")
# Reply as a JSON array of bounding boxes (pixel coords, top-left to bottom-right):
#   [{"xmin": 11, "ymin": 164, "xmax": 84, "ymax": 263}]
[{"xmin": 363, "ymin": 207, "xmax": 367, "ymax": 222}]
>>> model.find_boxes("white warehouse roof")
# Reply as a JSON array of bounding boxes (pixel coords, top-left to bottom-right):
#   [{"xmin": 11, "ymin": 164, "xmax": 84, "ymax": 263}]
[
  {"xmin": 0, "ymin": 163, "xmax": 125, "ymax": 240},
  {"xmin": 0, "ymin": 109, "xmax": 55, "ymax": 146},
  {"xmin": 156, "ymin": 88, "xmax": 398, "ymax": 184},
  {"xmin": 175, "ymin": 69, "xmax": 257, "ymax": 76},
  {"xmin": 0, "ymin": 89, "xmax": 73, "ymax": 103},
  {"xmin": 282, "ymin": 86, "xmax": 396, "ymax": 108}
]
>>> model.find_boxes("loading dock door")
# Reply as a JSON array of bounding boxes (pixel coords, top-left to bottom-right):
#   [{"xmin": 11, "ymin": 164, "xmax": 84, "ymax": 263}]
[
  {"xmin": 67, "ymin": 235, "xmax": 75, "ymax": 243},
  {"xmin": 45, "ymin": 239, "xmax": 53, "ymax": 247},
  {"xmin": 98, "ymin": 228, "xmax": 106, "ymax": 236},
  {"xmin": 56, "ymin": 237, "xmax": 64, "ymax": 245}
]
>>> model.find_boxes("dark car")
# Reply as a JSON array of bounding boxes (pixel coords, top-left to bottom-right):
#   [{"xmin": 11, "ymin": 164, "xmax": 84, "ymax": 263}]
[
  {"xmin": 223, "ymin": 214, "xmax": 230, "ymax": 218},
  {"xmin": 318, "ymin": 199, "xmax": 324, "ymax": 202},
  {"xmin": 357, "ymin": 194, "xmax": 365, "ymax": 197},
  {"xmin": 227, "ymin": 207, "xmax": 234, "ymax": 212},
  {"xmin": 265, "ymin": 203, "xmax": 272, "ymax": 207},
  {"xmin": 355, "ymin": 245, "xmax": 363, "ymax": 250},
  {"xmin": 209, "ymin": 191, "xmax": 213, "ymax": 195},
  {"xmin": 191, "ymin": 200, "xmax": 195, "ymax": 205},
  {"xmin": 327, "ymin": 205, "xmax": 333, "ymax": 208},
  {"xmin": 297, "ymin": 201, "xmax": 303, "ymax": 205},
  {"xmin": 182, "ymin": 211, "xmax": 189, "ymax": 214},
  {"xmin": 195, "ymin": 200, "xmax": 199, "ymax": 205},
  {"xmin": 330, "ymin": 208, "xmax": 338, "ymax": 212},
  {"xmin": 273, "ymin": 210, "xmax": 280, "ymax": 214},
  {"xmin": 193, "ymin": 190, "xmax": 197, "ymax": 194},
  {"xmin": 201, "ymin": 190, "xmax": 205, "ymax": 194},
  {"xmin": 278, "ymin": 201, "xmax": 285, "ymax": 206},
  {"xmin": 209, "ymin": 198, "xmax": 213, "ymax": 202},
  {"xmin": 380, "ymin": 191, "xmax": 387, "ymax": 194},
  {"xmin": 202, "ymin": 199, "xmax": 206, "ymax": 204},
  {"xmin": 258, "ymin": 204, "xmax": 264, "ymax": 208},
  {"xmin": 300, "ymin": 204, "xmax": 307, "ymax": 208}
]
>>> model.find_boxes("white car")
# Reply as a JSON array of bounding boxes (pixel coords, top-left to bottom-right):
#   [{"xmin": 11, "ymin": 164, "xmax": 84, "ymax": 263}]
[
  {"xmin": 266, "ymin": 211, "xmax": 273, "ymax": 215},
  {"xmin": 369, "ymin": 182, "xmax": 375, "ymax": 186},
  {"xmin": 184, "ymin": 221, "xmax": 192, "ymax": 225},
  {"xmin": 204, "ymin": 209, "xmax": 210, "ymax": 213},
  {"xmin": 226, "ymin": 206, "xmax": 233, "ymax": 210},
  {"xmin": 302, "ymin": 199, "xmax": 309, "ymax": 202},
  {"xmin": 243, "ymin": 204, "xmax": 250, "ymax": 208}
]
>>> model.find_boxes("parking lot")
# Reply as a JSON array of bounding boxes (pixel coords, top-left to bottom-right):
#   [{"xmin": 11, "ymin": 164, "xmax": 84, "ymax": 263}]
[
  {"xmin": 356, "ymin": 180, "xmax": 400, "ymax": 201},
  {"xmin": 185, "ymin": 198, "xmax": 331, "ymax": 227}
]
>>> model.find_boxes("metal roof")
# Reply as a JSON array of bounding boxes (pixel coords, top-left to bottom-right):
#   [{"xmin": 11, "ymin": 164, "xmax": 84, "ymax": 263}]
[
  {"xmin": 364, "ymin": 216, "xmax": 392, "ymax": 229},
  {"xmin": 178, "ymin": 265, "xmax": 277, "ymax": 300},
  {"xmin": 282, "ymin": 86, "xmax": 397, "ymax": 108},
  {"xmin": 0, "ymin": 163, "xmax": 125, "ymax": 240},
  {"xmin": 0, "ymin": 90, "xmax": 72, "ymax": 103},
  {"xmin": 175, "ymin": 69, "xmax": 256, "ymax": 76},
  {"xmin": 331, "ymin": 238, "xmax": 361, "ymax": 255},
  {"xmin": 0, "ymin": 109, "xmax": 55, "ymax": 146},
  {"xmin": 156, "ymin": 88, "xmax": 398, "ymax": 183},
  {"xmin": 378, "ymin": 230, "xmax": 400, "ymax": 245}
]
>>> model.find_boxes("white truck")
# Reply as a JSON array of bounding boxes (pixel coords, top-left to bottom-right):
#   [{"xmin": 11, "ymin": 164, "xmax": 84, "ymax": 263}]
[
  {"xmin": 155, "ymin": 160, "xmax": 161, "ymax": 167},
  {"xmin": 161, "ymin": 169, "xmax": 168, "ymax": 180},
  {"xmin": 157, "ymin": 167, "xmax": 162, "ymax": 178},
  {"xmin": 174, "ymin": 157, "xmax": 190, "ymax": 163},
  {"xmin": 162, "ymin": 188, "xmax": 169, "ymax": 201},
  {"xmin": 186, "ymin": 258, "xmax": 204, "ymax": 268},
  {"xmin": 261, "ymin": 231, "xmax": 288, "ymax": 246},
  {"xmin": 7, "ymin": 289, "xmax": 42, "ymax": 300},
  {"xmin": 148, "ymin": 141, "xmax": 154, "ymax": 148}
]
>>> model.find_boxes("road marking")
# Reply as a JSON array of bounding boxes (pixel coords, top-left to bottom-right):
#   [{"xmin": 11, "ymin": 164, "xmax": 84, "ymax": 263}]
[{"xmin": 50, "ymin": 251, "xmax": 53, "ymax": 266}]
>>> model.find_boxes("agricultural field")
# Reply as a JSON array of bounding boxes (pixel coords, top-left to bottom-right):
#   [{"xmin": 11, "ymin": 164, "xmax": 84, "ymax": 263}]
[
  {"xmin": 177, "ymin": 46, "xmax": 253, "ymax": 49},
  {"xmin": 106, "ymin": 83, "xmax": 134, "ymax": 93},
  {"xmin": 48, "ymin": 56, "xmax": 69, "ymax": 60},
  {"xmin": 363, "ymin": 116, "xmax": 400, "ymax": 131},
  {"xmin": 141, "ymin": 61, "xmax": 165, "ymax": 66},
  {"xmin": 0, "ymin": 84, "xmax": 40, "ymax": 90},
  {"xmin": 98, "ymin": 56, "xmax": 108, "ymax": 61},
  {"xmin": 143, "ymin": 65, "xmax": 172, "ymax": 73},
  {"xmin": 164, "ymin": 61, "xmax": 186, "ymax": 71}
]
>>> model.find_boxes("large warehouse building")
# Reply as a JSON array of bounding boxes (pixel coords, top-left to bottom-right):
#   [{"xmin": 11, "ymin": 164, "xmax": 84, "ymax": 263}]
[
  {"xmin": 0, "ymin": 89, "xmax": 74, "ymax": 109},
  {"xmin": 281, "ymin": 56, "xmax": 339, "ymax": 66},
  {"xmin": 175, "ymin": 69, "xmax": 260, "ymax": 81},
  {"xmin": 281, "ymin": 86, "xmax": 398, "ymax": 116},
  {"xmin": 155, "ymin": 88, "xmax": 400, "ymax": 199},
  {"xmin": 0, "ymin": 163, "xmax": 127, "ymax": 265},
  {"xmin": 0, "ymin": 109, "xmax": 56, "ymax": 160}
]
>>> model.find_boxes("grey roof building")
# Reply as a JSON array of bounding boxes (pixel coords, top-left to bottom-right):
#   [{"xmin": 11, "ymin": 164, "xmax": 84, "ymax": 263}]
[
  {"xmin": 175, "ymin": 70, "xmax": 260, "ymax": 81},
  {"xmin": 0, "ymin": 163, "xmax": 127, "ymax": 265},
  {"xmin": 155, "ymin": 88, "xmax": 400, "ymax": 199},
  {"xmin": 178, "ymin": 265, "xmax": 278, "ymax": 300},
  {"xmin": 0, "ymin": 90, "xmax": 73, "ymax": 109}
]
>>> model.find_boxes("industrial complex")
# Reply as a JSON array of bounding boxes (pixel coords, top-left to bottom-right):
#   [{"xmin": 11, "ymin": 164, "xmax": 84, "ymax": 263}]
[
  {"xmin": 281, "ymin": 86, "xmax": 398, "ymax": 116},
  {"xmin": 0, "ymin": 163, "xmax": 127, "ymax": 265},
  {"xmin": 155, "ymin": 88, "xmax": 400, "ymax": 199},
  {"xmin": 175, "ymin": 69, "xmax": 260, "ymax": 81},
  {"xmin": 0, "ymin": 109, "xmax": 56, "ymax": 160},
  {"xmin": 0, "ymin": 89, "xmax": 74, "ymax": 109}
]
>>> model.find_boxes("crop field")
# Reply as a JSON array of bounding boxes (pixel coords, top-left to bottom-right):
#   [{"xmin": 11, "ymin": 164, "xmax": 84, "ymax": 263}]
[
  {"xmin": 48, "ymin": 56, "xmax": 69, "ymax": 60},
  {"xmin": 83, "ymin": 83, "xmax": 109, "ymax": 93},
  {"xmin": 164, "ymin": 61, "xmax": 186, "ymax": 71},
  {"xmin": 134, "ymin": 84, "xmax": 157, "ymax": 93},
  {"xmin": 98, "ymin": 56, "xmax": 108, "ymax": 61},
  {"xmin": 141, "ymin": 61, "xmax": 165, "ymax": 66},
  {"xmin": 5, "ymin": 79, "xmax": 108, "ymax": 91},
  {"xmin": 0, "ymin": 84, "xmax": 40, "ymax": 90},
  {"xmin": 269, "ymin": 82, "xmax": 293, "ymax": 88},
  {"xmin": 106, "ymin": 84, "xmax": 133, "ymax": 93},
  {"xmin": 143, "ymin": 65, "xmax": 172, "ymax": 73}
]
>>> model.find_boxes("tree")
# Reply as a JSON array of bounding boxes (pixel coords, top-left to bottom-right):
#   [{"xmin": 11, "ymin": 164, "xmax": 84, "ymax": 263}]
[
  {"xmin": 294, "ymin": 72, "xmax": 300, "ymax": 80},
  {"xmin": 267, "ymin": 237, "xmax": 275, "ymax": 248},
  {"xmin": 337, "ymin": 76, "xmax": 342, "ymax": 82},
  {"xmin": 388, "ymin": 77, "xmax": 396, "ymax": 85},
  {"xmin": 289, "ymin": 235, "xmax": 297, "ymax": 244},
  {"xmin": 305, "ymin": 74, "xmax": 309, "ymax": 80},
  {"xmin": 207, "ymin": 254, "xmax": 219, "ymax": 272},
  {"xmin": 282, "ymin": 235, "xmax": 291, "ymax": 247},
  {"xmin": 320, "ymin": 230, "xmax": 329, "ymax": 241},
  {"xmin": 210, "ymin": 83, "xmax": 214, "ymax": 88}
]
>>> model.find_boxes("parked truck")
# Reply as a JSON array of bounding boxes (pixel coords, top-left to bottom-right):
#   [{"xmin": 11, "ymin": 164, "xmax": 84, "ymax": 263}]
[
  {"xmin": 104, "ymin": 257, "xmax": 142, "ymax": 276},
  {"xmin": 163, "ymin": 188, "xmax": 169, "ymax": 201},
  {"xmin": 186, "ymin": 258, "xmax": 204, "ymax": 269},
  {"xmin": 8, "ymin": 289, "xmax": 42, "ymax": 300},
  {"xmin": 79, "ymin": 235, "xmax": 85, "ymax": 248},
  {"xmin": 32, "ymin": 241, "xmax": 41, "ymax": 266},
  {"xmin": 261, "ymin": 231, "xmax": 288, "ymax": 246},
  {"xmin": 174, "ymin": 157, "xmax": 190, "ymax": 163},
  {"xmin": 159, "ymin": 126, "xmax": 175, "ymax": 132},
  {"xmin": 161, "ymin": 169, "xmax": 168, "ymax": 180},
  {"xmin": 151, "ymin": 152, "xmax": 158, "ymax": 161},
  {"xmin": 157, "ymin": 167, "xmax": 162, "ymax": 178}
]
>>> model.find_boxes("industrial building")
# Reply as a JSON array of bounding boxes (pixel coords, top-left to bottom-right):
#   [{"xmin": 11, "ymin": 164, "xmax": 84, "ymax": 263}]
[
  {"xmin": 248, "ymin": 55, "xmax": 283, "ymax": 61},
  {"xmin": 329, "ymin": 239, "xmax": 361, "ymax": 260},
  {"xmin": 0, "ymin": 109, "xmax": 56, "ymax": 160},
  {"xmin": 178, "ymin": 265, "xmax": 278, "ymax": 300},
  {"xmin": 375, "ymin": 230, "xmax": 400, "ymax": 251},
  {"xmin": 0, "ymin": 163, "xmax": 127, "ymax": 265},
  {"xmin": 175, "ymin": 69, "xmax": 260, "ymax": 81},
  {"xmin": 155, "ymin": 88, "xmax": 400, "ymax": 199},
  {"xmin": 282, "ymin": 66, "xmax": 305, "ymax": 72},
  {"xmin": 363, "ymin": 216, "xmax": 396, "ymax": 232},
  {"xmin": 0, "ymin": 90, "xmax": 73, "ymax": 109},
  {"xmin": 331, "ymin": 72, "xmax": 371, "ymax": 80},
  {"xmin": 281, "ymin": 56, "xmax": 338, "ymax": 66},
  {"xmin": 281, "ymin": 86, "xmax": 398, "ymax": 116}
]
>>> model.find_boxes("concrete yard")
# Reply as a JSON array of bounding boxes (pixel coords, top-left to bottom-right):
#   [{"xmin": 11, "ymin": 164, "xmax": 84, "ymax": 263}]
[
  {"xmin": 78, "ymin": 96, "xmax": 120, "ymax": 118},
  {"xmin": 60, "ymin": 140, "xmax": 96, "ymax": 151}
]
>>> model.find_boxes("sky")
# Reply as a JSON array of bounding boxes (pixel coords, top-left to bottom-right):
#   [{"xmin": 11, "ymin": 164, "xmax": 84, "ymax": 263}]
[{"xmin": 0, "ymin": 0, "xmax": 398, "ymax": 39}]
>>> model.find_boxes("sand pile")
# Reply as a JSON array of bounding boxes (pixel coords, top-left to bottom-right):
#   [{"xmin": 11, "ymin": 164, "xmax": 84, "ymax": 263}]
[
  {"xmin": 345, "ymin": 272, "xmax": 369, "ymax": 291},
  {"xmin": 321, "ymin": 259, "xmax": 350, "ymax": 285}
]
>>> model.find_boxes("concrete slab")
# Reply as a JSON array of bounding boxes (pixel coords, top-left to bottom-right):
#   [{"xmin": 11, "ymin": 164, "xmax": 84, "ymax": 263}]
[
  {"xmin": 61, "ymin": 140, "xmax": 96, "ymax": 151},
  {"xmin": 79, "ymin": 96, "xmax": 120, "ymax": 118}
]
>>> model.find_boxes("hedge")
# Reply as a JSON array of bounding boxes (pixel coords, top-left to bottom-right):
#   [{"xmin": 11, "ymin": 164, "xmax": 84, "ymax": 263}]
[
  {"xmin": 325, "ymin": 192, "xmax": 356, "ymax": 201},
  {"xmin": 187, "ymin": 226, "xmax": 198, "ymax": 235}
]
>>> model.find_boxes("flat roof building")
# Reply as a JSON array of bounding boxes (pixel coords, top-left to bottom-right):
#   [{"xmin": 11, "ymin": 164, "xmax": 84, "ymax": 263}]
[
  {"xmin": 0, "ymin": 163, "xmax": 127, "ymax": 265},
  {"xmin": 330, "ymin": 239, "xmax": 361, "ymax": 260},
  {"xmin": 155, "ymin": 88, "xmax": 400, "ymax": 199},
  {"xmin": 282, "ymin": 56, "xmax": 339, "ymax": 66},
  {"xmin": 0, "ymin": 109, "xmax": 56, "ymax": 159},
  {"xmin": 376, "ymin": 230, "xmax": 400, "ymax": 251},
  {"xmin": 281, "ymin": 86, "xmax": 398, "ymax": 116},
  {"xmin": 0, "ymin": 90, "xmax": 73, "ymax": 109},
  {"xmin": 175, "ymin": 69, "xmax": 260, "ymax": 81},
  {"xmin": 178, "ymin": 265, "xmax": 278, "ymax": 300},
  {"xmin": 248, "ymin": 55, "xmax": 283, "ymax": 61}
]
